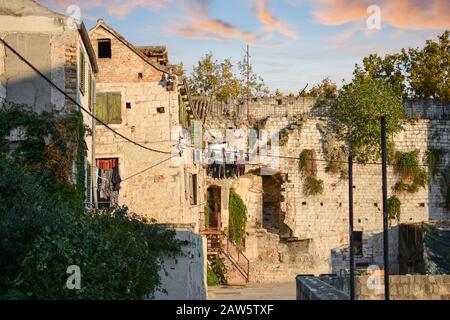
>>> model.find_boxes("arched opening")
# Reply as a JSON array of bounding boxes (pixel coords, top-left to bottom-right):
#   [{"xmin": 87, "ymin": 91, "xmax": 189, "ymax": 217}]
[{"xmin": 205, "ymin": 186, "xmax": 221, "ymax": 231}]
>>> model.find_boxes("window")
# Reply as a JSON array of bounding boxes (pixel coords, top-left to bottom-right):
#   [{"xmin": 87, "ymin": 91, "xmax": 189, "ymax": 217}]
[
  {"xmin": 79, "ymin": 50, "xmax": 85, "ymax": 95},
  {"xmin": 98, "ymin": 39, "xmax": 112, "ymax": 58},
  {"xmin": 95, "ymin": 92, "xmax": 122, "ymax": 124},
  {"xmin": 353, "ymin": 231, "xmax": 363, "ymax": 257},
  {"xmin": 126, "ymin": 102, "xmax": 131, "ymax": 109},
  {"xmin": 157, "ymin": 107, "xmax": 165, "ymax": 113},
  {"xmin": 189, "ymin": 174, "xmax": 198, "ymax": 205}
]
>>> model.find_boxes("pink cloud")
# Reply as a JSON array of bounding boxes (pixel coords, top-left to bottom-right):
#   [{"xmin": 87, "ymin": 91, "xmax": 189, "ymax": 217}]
[
  {"xmin": 171, "ymin": 0, "xmax": 258, "ymax": 43},
  {"xmin": 253, "ymin": 0, "xmax": 299, "ymax": 39},
  {"xmin": 313, "ymin": 0, "xmax": 450, "ymax": 30}
]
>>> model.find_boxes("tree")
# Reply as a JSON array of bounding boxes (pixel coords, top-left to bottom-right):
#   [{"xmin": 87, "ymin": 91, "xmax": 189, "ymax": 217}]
[
  {"xmin": 352, "ymin": 30, "xmax": 450, "ymax": 102},
  {"xmin": 188, "ymin": 51, "xmax": 268, "ymax": 102},
  {"xmin": 237, "ymin": 55, "xmax": 269, "ymax": 101},
  {"xmin": 300, "ymin": 78, "xmax": 337, "ymax": 99},
  {"xmin": 331, "ymin": 79, "xmax": 409, "ymax": 163},
  {"xmin": 189, "ymin": 52, "xmax": 220, "ymax": 98},
  {"xmin": 407, "ymin": 30, "xmax": 450, "ymax": 101}
]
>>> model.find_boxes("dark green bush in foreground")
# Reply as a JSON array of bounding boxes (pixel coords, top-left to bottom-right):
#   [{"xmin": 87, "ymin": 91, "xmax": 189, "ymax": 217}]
[{"xmin": 0, "ymin": 156, "xmax": 181, "ymax": 299}]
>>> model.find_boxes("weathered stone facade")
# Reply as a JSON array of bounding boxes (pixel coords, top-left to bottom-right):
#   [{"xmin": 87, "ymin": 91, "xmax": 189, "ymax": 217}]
[
  {"xmin": 206, "ymin": 97, "xmax": 450, "ymax": 283},
  {"xmin": 89, "ymin": 20, "xmax": 206, "ymax": 230},
  {"xmin": 0, "ymin": 0, "xmax": 98, "ymax": 206}
]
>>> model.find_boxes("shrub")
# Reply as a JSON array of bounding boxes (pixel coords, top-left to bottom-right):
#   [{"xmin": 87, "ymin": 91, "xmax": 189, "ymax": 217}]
[
  {"xmin": 393, "ymin": 150, "xmax": 428, "ymax": 194},
  {"xmin": 0, "ymin": 156, "xmax": 182, "ymax": 299},
  {"xmin": 207, "ymin": 265, "xmax": 219, "ymax": 286}
]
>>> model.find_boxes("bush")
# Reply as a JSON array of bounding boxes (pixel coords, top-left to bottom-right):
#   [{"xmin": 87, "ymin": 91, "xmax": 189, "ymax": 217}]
[
  {"xmin": 393, "ymin": 150, "xmax": 428, "ymax": 194},
  {"xmin": 207, "ymin": 265, "xmax": 219, "ymax": 286},
  {"xmin": 0, "ymin": 156, "xmax": 182, "ymax": 299}
]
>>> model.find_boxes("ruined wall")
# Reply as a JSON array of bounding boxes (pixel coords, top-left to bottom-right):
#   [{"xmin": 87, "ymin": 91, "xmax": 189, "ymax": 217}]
[
  {"xmin": 90, "ymin": 25, "xmax": 205, "ymax": 229},
  {"xmin": 206, "ymin": 100, "xmax": 450, "ymax": 282}
]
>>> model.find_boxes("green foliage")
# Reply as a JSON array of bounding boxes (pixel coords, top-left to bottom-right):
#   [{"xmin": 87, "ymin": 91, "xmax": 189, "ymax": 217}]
[
  {"xmin": 228, "ymin": 189, "xmax": 247, "ymax": 246},
  {"xmin": 441, "ymin": 167, "xmax": 450, "ymax": 211},
  {"xmin": 0, "ymin": 156, "xmax": 182, "ymax": 299},
  {"xmin": 0, "ymin": 103, "xmax": 86, "ymax": 211},
  {"xmin": 303, "ymin": 176, "xmax": 324, "ymax": 196},
  {"xmin": 208, "ymin": 256, "xmax": 227, "ymax": 285},
  {"xmin": 331, "ymin": 78, "xmax": 409, "ymax": 163},
  {"xmin": 388, "ymin": 195, "xmax": 401, "ymax": 221},
  {"xmin": 207, "ymin": 265, "xmax": 220, "ymax": 286},
  {"xmin": 188, "ymin": 51, "xmax": 268, "ymax": 102},
  {"xmin": 393, "ymin": 150, "xmax": 428, "ymax": 194},
  {"xmin": 299, "ymin": 149, "xmax": 324, "ymax": 196},
  {"xmin": 299, "ymin": 149, "xmax": 317, "ymax": 176},
  {"xmin": 353, "ymin": 31, "xmax": 450, "ymax": 101},
  {"xmin": 426, "ymin": 148, "xmax": 445, "ymax": 177}
]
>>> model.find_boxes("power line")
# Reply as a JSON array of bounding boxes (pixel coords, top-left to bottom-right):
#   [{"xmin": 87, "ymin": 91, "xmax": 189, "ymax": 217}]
[
  {"xmin": 122, "ymin": 155, "xmax": 176, "ymax": 182},
  {"xmin": 0, "ymin": 38, "xmax": 172, "ymax": 155}
]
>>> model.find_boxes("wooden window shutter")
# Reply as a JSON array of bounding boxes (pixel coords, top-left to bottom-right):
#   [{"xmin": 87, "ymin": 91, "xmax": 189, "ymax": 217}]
[
  {"xmin": 95, "ymin": 93, "xmax": 107, "ymax": 124},
  {"xmin": 79, "ymin": 50, "xmax": 85, "ymax": 95},
  {"xmin": 88, "ymin": 70, "xmax": 92, "ymax": 110},
  {"xmin": 108, "ymin": 93, "xmax": 122, "ymax": 124}
]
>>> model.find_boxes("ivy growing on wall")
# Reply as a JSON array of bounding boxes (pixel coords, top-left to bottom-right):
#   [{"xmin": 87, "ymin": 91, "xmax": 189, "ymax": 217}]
[
  {"xmin": 299, "ymin": 149, "xmax": 324, "ymax": 196},
  {"xmin": 228, "ymin": 189, "xmax": 247, "ymax": 246},
  {"xmin": 388, "ymin": 195, "xmax": 401, "ymax": 221},
  {"xmin": 0, "ymin": 103, "xmax": 87, "ymax": 211},
  {"xmin": 393, "ymin": 150, "xmax": 428, "ymax": 195},
  {"xmin": 425, "ymin": 148, "xmax": 445, "ymax": 177}
]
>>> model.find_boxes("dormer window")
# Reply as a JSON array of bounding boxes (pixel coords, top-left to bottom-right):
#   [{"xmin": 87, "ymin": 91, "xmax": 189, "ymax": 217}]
[{"xmin": 98, "ymin": 39, "xmax": 111, "ymax": 58}]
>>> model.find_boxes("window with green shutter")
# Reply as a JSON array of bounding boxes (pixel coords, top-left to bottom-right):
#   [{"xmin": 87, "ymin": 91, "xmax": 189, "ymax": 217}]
[
  {"xmin": 79, "ymin": 50, "xmax": 86, "ymax": 95},
  {"xmin": 95, "ymin": 92, "xmax": 122, "ymax": 125}
]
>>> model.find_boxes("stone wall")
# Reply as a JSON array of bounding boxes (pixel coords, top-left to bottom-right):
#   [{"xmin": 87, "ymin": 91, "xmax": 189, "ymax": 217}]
[
  {"xmin": 313, "ymin": 275, "xmax": 450, "ymax": 300},
  {"xmin": 205, "ymin": 100, "xmax": 450, "ymax": 283}
]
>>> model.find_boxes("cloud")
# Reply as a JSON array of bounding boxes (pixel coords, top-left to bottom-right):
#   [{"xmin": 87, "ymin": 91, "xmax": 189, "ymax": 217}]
[
  {"xmin": 313, "ymin": 0, "xmax": 450, "ymax": 30},
  {"xmin": 253, "ymin": 0, "xmax": 299, "ymax": 39},
  {"xmin": 170, "ymin": 0, "xmax": 258, "ymax": 43},
  {"xmin": 43, "ymin": 0, "xmax": 170, "ymax": 18}
]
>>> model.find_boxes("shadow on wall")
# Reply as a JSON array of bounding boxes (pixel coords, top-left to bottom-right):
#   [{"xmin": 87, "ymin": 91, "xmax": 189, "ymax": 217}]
[
  {"xmin": 330, "ymin": 226, "xmax": 400, "ymax": 275},
  {"xmin": 1, "ymin": 34, "xmax": 68, "ymax": 113}
]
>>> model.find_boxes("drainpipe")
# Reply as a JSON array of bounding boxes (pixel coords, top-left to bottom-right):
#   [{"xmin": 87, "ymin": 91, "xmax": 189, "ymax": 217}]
[{"xmin": 92, "ymin": 79, "xmax": 98, "ymax": 209}]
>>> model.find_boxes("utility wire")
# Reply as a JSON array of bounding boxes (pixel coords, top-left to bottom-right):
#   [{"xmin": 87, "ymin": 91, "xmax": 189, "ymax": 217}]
[
  {"xmin": 122, "ymin": 155, "xmax": 176, "ymax": 182},
  {"xmin": 0, "ymin": 38, "xmax": 172, "ymax": 155}
]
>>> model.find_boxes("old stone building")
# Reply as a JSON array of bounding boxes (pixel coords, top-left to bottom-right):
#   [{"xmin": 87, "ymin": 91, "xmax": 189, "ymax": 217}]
[
  {"xmin": 88, "ymin": 19, "xmax": 206, "ymax": 228},
  {"xmin": 203, "ymin": 97, "xmax": 450, "ymax": 283},
  {"xmin": 0, "ymin": 0, "xmax": 98, "ymax": 207}
]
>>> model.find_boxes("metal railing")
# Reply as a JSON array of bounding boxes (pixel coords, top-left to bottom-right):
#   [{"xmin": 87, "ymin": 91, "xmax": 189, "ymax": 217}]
[{"xmin": 221, "ymin": 235, "xmax": 250, "ymax": 282}]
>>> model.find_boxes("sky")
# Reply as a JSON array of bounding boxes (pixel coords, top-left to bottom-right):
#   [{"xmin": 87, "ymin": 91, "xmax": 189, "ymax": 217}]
[{"xmin": 40, "ymin": 0, "xmax": 450, "ymax": 94}]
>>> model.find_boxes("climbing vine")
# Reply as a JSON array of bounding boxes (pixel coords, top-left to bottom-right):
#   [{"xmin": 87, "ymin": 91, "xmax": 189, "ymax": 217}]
[
  {"xmin": 228, "ymin": 189, "xmax": 247, "ymax": 246},
  {"xmin": 299, "ymin": 149, "xmax": 324, "ymax": 196},
  {"xmin": 392, "ymin": 150, "xmax": 428, "ymax": 195},
  {"xmin": 425, "ymin": 148, "xmax": 445, "ymax": 177},
  {"xmin": 0, "ymin": 102, "xmax": 87, "ymax": 211},
  {"xmin": 388, "ymin": 195, "xmax": 401, "ymax": 221}
]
